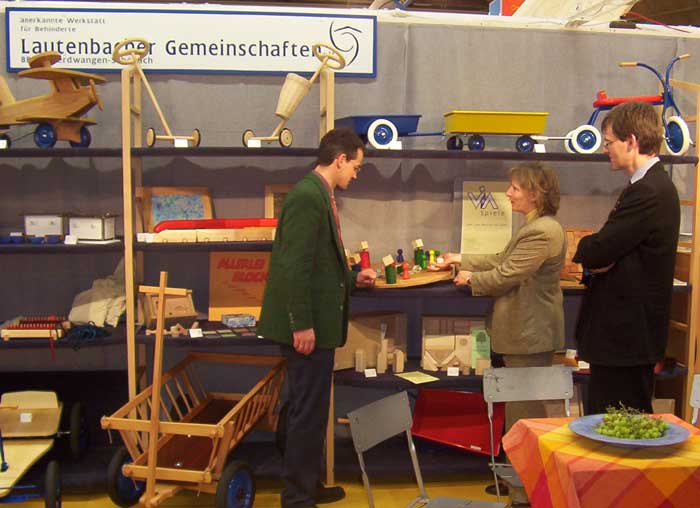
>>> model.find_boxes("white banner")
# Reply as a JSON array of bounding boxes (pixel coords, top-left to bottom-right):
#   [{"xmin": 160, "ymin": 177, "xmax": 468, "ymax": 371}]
[{"xmin": 5, "ymin": 5, "xmax": 376, "ymax": 76}]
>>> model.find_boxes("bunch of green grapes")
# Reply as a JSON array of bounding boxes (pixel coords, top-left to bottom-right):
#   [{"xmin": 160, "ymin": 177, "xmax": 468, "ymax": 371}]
[{"xmin": 595, "ymin": 405, "xmax": 670, "ymax": 440}]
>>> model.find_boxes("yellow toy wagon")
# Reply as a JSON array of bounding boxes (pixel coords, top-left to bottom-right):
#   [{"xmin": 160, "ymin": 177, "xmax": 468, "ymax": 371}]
[
  {"xmin": 443, "ymin": 110, "xmax": 549, "ymax": 152},
  {"xmin": 101, "ymin": 273, "xmax": 285, "ymax": 508}
]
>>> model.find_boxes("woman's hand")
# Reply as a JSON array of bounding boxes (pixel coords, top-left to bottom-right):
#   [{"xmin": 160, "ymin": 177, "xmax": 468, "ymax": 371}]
[
  {"xmin": 428, "ymin": 252, "xmax": 461, "ymax": 271},
  {"xmin": 454, "ymin": 270, "xmax": 472, "ymax": 286}
]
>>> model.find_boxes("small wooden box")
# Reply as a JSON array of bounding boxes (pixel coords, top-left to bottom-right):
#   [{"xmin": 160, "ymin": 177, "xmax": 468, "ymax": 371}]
[
  {"xmin": 69, "ymin": 216, "xmax": 116, "ymax": 240},
  {"xmin": 139, "ymin": 290, "xmax": 197, "ymax": 329},
  {"xmin": 24, "ymin": 214, "xmax": 64, "ymax": 237}
]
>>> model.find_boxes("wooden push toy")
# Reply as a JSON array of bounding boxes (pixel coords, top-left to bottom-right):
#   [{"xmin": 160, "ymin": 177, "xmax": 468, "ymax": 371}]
[
  {"xmin": 0, "ymin": 51, "xmax": 105, "ymax": 148},
  {"xmin": 0, "ymin": 391, "xmax": 88, "ymax": 508},
  {"xmin": 242, "ymin": 43, "xmax": 345, "ymax": 147},
  {"xmin": 112, "ymin": 38, "xmax": 201, "ymax": 147},
  {"xmin": 102, "ymin": 272, "xmax": 285, "ymax": 508}
]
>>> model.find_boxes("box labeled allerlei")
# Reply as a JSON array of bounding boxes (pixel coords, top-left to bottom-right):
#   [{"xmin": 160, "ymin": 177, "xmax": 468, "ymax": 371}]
[
  {"xmin": 68, "ymin": 216, "xmax": 116, "ymax": 240},
  {"xmin": 24, "ymin": 214, "xmax": 64, "ymax": 237},
  {"xmin": 221, "ymin": 313, "xmax": 256, "ymax": 328}
]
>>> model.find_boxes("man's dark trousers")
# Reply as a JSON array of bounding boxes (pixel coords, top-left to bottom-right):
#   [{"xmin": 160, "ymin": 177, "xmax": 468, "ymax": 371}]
[{"xmin": 280, "ymin": 345, "xmax": 334, "ymax": 508}]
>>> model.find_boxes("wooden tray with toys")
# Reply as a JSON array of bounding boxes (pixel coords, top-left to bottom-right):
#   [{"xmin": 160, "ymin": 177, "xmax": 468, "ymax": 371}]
[{"xmin": 375, "ymin": 268, "xmax": 453, "ymax": 288}]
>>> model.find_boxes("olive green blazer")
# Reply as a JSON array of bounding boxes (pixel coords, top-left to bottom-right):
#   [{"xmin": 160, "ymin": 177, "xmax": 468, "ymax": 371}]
[
  {"xmin": 258, "ymin": 173, "xmax": 358, "ymax": 349},
  {"xmin": 464, "ymin": 214, "xmax": 566, "ymax": 355}
]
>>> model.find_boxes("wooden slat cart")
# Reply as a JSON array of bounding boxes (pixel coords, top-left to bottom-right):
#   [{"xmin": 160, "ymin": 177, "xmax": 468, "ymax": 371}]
[{"xmin": 101, "ymin": 272, "xmax": 285, "ymax": 508}]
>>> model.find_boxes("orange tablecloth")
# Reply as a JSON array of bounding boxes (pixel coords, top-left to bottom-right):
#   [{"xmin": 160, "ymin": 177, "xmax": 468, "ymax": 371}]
[{"xmin": 502, "ymin": 415, "xmax": 700, "ymax": 508}]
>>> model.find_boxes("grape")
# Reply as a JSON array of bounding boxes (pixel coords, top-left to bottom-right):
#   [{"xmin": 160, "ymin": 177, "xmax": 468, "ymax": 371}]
[{"xmin": 594, "ymin": 404, "xmax": 669, "ymax": 440}]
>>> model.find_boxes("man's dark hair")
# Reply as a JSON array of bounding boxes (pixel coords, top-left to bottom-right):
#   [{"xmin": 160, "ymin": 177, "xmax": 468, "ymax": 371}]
[
  {"xmin": 601, "ymin": 101, "xmax": 663, "ymax": 155},
  {"xmin": 317, "ymin": 128, "xmax": 365, "ymax": 166}
]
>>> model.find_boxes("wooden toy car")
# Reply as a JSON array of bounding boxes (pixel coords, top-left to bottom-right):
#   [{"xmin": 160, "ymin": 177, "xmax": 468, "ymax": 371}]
[
  {"xmin": 0, "ymin": 391, "xmax": 88, "ymax": 508},
  {"xmin": 0, "ymin": 52, "xmax": 105, "ymax": 148}
]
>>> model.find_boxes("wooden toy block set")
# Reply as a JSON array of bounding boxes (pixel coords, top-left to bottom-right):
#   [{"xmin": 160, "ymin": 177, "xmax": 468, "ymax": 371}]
[{"xmin": 0, "ymin": 315, "xmax": 70, "ymax": 341}]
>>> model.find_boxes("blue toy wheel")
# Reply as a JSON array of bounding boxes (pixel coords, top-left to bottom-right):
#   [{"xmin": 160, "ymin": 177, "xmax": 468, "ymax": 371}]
[
  {"xmin": 107, "ymin": 447, "xmax": 145, "ymax": 507},
  {"xmin": 467, "ymin": 134, "xmax": 485, "ymax": 151},
  {"xmin": 570, "ymin": 125, "xmax": 601, "ymax": 154},
  {"xmin": 367, "ymin": 119, "xmax": 398, "ymax": 149},
  {"xmin": 515, "ymin": 135, "xmax": 535, "ymax": 152},
  {"xmin": 446, "ymin": 136, "xmax": 463, "ymax": 150},
  {"xmin": 665, "ymin": 116, "xmax": 690, "ymax": 155},
  {"xmin": 216, "ymin": 460, "xmax": 255, "ymax": 508},
  {"xmin": 34, "ymin": 123, "xmax": 57, "ymax": 148},
  {"xmin": 69, "ymin": 126, "xmax": 92, "ymax": 148},
  {"xmin": 44, "ymin": 460, "xmax": 61, "ymax": 508}
]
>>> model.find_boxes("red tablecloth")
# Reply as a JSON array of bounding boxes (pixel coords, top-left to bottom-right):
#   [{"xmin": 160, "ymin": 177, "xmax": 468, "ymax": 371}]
[{"xmin": 503, "ymin": 415, "xmax": 700, "ymax": 508}]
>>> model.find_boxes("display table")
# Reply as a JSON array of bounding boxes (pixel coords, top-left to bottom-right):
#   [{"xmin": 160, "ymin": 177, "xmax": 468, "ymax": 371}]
[{"xmin": 503, "ymin": 415, "xmax": 700, "ymax": 508}]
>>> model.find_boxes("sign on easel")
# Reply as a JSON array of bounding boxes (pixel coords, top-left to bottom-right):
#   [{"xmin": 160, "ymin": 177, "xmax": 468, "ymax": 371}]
[
  {"xmin": 209, "ymin": 251, "xmax": 270, "ymax": 321},
  {"xmin": 460, "ymin": 181, "xmax": 512, "ymax": 254}
]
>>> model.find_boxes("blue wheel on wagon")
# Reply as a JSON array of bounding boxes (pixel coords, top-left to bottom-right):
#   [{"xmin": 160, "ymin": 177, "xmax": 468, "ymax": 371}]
[
  {"xmin": 69, "ymin": 126, "xmax": 92, "ymax": 148},
  {"xmin": 216, "ymin": 460, "xmax": 255, "ymax": 508},
  {"xmin": 467, "ymin": 134, "xmax": 485, "ymax": 151},
  {"xmin": 515, "ymin": 135, "xmax": 536, "ymax": 152},
  {"xmin": 367, "ymin": 118, "xmax": 398, "ymax": 149},
  {"xmin": 446, "ymin": 136, "xmax": 463, "ymax": 150},
  {"xmin": 44, "ymin": 460, "xmax": 61, "ymax": 508},
  {"xmin": 569, "ymin": 125, "xmax": 601, "ymax": 154},
  {"xmin": 107, "ymin": 447, "xmax": 145, "ymax": 507},
  {"xmin": 664, "ymin": 116, "xmax": 690, "ymax": 155},
  {"xmin": 34, "ymin": 123, "xmax": 57, "ymax": 148}
]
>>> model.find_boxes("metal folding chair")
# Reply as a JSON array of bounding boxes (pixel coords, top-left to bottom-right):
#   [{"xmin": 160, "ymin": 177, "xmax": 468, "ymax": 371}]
[
  {"xmin": 690, "ymin": 374, "xmax": 700, "ymax": 425},
  {"xmin": 482, "ymin": 365, "xmax": 574, "ymax": 504},
  {"xmin": 347, "ymin": 391, "xmax": 504, "ymax": 508}
]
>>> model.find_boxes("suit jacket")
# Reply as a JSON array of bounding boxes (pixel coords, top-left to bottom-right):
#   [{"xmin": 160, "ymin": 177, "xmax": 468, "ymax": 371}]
[
  {"xmin": 573, "ymin": 163, "xmax": 680, "ymax": 366},
  {"xmin": 464, "ymin": 214, "xmax": 566, "ymax": 355},
  {"xmin": 258, "ymin": 173, "xmax": 358, "ymax": 349}
]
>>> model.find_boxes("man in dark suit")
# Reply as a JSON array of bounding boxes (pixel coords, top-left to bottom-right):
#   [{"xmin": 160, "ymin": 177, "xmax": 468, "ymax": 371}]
[
  {"xmin": 258, "ymin": 128, "xmax": 376, "ymax": 508},
  {"xmin": 574, "ymin": 101, "xmax": 680, "ymax": 414}
]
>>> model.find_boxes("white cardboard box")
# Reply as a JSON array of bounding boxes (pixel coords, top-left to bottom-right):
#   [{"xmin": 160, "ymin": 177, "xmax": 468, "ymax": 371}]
[
  {"xmin": 68, "ymin": 216, "xmax": 116, "ymax": 240},
  {"xmin": 24, "ymin": 215, "xmax": 64, "ymax": 237}
]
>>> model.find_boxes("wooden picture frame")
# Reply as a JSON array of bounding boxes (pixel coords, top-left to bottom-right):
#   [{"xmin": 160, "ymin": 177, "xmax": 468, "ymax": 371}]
[
  {"xmin": 264, "ymin": 184, "xmax": 293, "ymax": 219},
  {"xmin": 137, "ymin": 186, "xmax": 213, "ymax": 232}
]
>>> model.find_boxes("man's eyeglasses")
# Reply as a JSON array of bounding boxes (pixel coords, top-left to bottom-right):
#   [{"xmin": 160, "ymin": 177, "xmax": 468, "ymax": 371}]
[{"xmin": 603, "ymin": 139, "xmax": 618, "ymax": 149}]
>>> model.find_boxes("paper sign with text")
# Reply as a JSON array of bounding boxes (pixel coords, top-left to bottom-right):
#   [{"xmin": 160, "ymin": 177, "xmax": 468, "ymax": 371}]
[{"xmin": 209, "ymin": 251, "xmax": 270, "ymax": 321}]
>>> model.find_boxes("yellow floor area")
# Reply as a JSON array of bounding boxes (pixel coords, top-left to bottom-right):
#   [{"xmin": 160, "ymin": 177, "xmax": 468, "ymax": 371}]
[{"xmin": 11, "ymin": 474, "xmax": 500, "ymax": 508}]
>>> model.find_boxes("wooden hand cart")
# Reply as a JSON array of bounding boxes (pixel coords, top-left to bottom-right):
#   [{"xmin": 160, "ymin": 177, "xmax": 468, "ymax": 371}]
[{"xmin": 101, "ymin": 272, "xmax": 285, "ymax": 508}]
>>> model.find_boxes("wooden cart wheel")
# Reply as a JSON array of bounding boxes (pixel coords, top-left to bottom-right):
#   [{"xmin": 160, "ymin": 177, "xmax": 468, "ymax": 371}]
[
  {"xmin": 279, "ymin": 128, "xmax": 293, "ymax": 148},
  {"xmin": 242, "ymin": 129, "xmax": 256, "ymax": 147},
  {"xmin": 146, "ymin": 128, "xmax": 156, "ymax": 147},
  {"xmin": 515, "ymin": 135, "xmax": 535, "ymax": 153},
  {"xmin": 34, "ymin": 123, "xmax": 57, "ymax": 149},
  {"xmin": 44, "ymin": 460, "xmax": 61, "ymax": 508},
  {"xmin": 107, "ymin": 447, "xmax": 145, "ymax": 507},
  {"xmin": 215, "ymin": 460, "xmax": 255, "ymax": 508},
  {"xmin": 312, "ymin": 43, "xmax": 346, "ymax": 70},
  {"xmin": 570, "ymin": 124, "xmax": 601, "ymax": 154},
  {"xmin": 68, "ymin": 402, "xmax": 89, "ymax": 461},
  {"xmin": 191, "ymin": 128, "xmax": 202, "ymax": 148},
  {"xmin": 112, "ymin": 38, "xmax": 151, "ymax": 65},
  {"xmin": 367, "ymin": 118, "xmax": 398, "ymax": 149},
  {"xmin": 466, "ymin": 134, "xmax": 485, "ymax": 151}
]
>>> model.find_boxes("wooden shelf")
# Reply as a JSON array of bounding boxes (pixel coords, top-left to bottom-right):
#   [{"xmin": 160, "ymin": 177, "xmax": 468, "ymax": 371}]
[
  {"xmin": 0, "ymin": 241, "xmax": 123, "ymax": 254},
  {"xmin": 134, "ymin": 240, "xmax": 273, "ymax": 252}
]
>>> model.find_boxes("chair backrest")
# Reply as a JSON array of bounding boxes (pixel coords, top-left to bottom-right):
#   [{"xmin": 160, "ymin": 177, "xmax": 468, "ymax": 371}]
[
  {"xmin": 348, "ymin": 390, "xmax": 413, "ymax": 453},
  {"xmin": 690, "ymin": 374, "xmax": 700, "ymax": 425},
  {"xmin": 483, "ymin": 365, "xmax": 574, "ymax": 408}
]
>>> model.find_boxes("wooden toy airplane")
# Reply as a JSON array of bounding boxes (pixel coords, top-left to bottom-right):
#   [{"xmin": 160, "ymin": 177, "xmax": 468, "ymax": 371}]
[{"xmin": 0, "ymin": 51, "xmax": 105, "ymax": 148}]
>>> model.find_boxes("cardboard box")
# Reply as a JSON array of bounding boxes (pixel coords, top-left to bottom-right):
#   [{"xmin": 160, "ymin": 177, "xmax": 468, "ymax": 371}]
[
  {"xmin": 335, "ymin": 312, "xmax": 407, "ymax": 371},
  {"xmin": 68, "ymin": 216, "xmax": 116, "ymax": 240},
  {"xmin": 24, "ymin": 214, "xmax": 64, "ymax": 237}
]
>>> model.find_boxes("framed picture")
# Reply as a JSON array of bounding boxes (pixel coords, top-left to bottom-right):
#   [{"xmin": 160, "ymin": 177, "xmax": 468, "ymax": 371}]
[
  {"xmin": 137, "ymin": 186, "xmax": 213, "ymax": 232},
  {"xmin": 264, "ymin": 184, "xmax": 293, "ymax": 219}
]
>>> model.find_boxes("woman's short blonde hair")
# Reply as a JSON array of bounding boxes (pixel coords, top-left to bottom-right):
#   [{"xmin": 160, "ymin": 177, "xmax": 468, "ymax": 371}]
[{"xmin": 509, "ymin": 162, "xmax": 560, "ymax": 216}]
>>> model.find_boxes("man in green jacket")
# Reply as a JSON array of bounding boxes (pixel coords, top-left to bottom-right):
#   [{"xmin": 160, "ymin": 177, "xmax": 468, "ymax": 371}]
[{"xmin": 258, "ymin": 128, "xmax": 376, "ymax": 508}]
